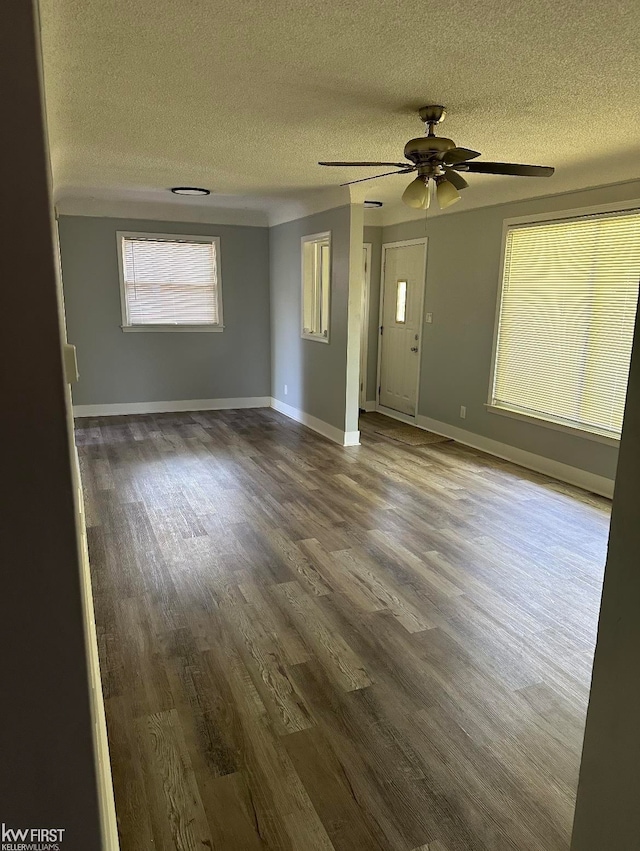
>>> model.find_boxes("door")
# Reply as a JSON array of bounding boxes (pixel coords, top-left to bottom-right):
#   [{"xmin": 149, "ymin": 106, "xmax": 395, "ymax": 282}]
[
  {"xmin": 378, "ymin": 240, "xmax": 426, "ymax": 416},
  {"xmin": 359, "ymin": 244, "xmax": 372, "ymax": 408}
]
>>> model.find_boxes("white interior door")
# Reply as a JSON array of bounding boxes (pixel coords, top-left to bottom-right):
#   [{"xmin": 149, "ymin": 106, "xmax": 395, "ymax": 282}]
[{"xmin": 378, "ymin": 240, "xmax": 426, "ymax": 416}]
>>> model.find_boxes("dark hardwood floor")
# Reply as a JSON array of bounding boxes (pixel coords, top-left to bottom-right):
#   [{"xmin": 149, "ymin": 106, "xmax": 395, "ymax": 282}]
[{"xmin": 76, "ymin": 408, "xmax": 611, "ymax": 851}]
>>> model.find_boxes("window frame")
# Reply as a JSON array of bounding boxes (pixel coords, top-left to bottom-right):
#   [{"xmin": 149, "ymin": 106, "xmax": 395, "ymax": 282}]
[
  {"xmin": 487, "ymin": 200, "xmax": 640, "ymax": 446},
  {"xmin": 300, "ymin": 231, "xmax": 331, "ymax": 344},
  {"xmin": 116, "ymin": 231, "xmax": 224, "ymax": 332}
]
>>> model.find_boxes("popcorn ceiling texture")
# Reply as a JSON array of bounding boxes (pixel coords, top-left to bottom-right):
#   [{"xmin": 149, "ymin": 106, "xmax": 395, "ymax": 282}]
[{"xmin": 39, "ymin": 0, "xmax": 640, "ymax": 217}]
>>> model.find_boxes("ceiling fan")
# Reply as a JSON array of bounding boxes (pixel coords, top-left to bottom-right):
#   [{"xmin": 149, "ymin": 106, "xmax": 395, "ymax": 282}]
[{"xmin": 319, "ymin": 105, "xmax": 554, "ymax": 210}]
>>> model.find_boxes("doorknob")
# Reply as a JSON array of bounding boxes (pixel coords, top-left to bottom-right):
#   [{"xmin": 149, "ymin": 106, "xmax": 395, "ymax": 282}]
[{"xmin": 410, "ymin": 346, "xmax": 418, "ymax": 352}]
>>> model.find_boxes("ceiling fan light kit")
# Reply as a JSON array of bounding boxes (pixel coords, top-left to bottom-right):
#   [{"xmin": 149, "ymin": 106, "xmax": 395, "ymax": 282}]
[
  {"xmin": 401, "ymin": 175, "xmax": 429, "ymax": 209},
  {"xmin": 319, "ymin": 105, "xmax": 554, "ymax": 210},
  {"xmin": 435, "ymin": 175, "xmax": 461, "ymax": 209}
]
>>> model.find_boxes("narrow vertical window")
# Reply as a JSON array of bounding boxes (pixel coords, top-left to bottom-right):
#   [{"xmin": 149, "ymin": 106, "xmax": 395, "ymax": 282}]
[
  {"xmin": 395, "ymin": 280, "xmax": 407, "ymax": 323},
  {"xmin": 301, "ymin": 232, "xmax": 331, "ymax": 342}
]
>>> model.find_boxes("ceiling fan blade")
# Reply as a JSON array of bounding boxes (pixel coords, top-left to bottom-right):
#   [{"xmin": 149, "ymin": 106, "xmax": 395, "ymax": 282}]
[
  {"xmin": 319, "ymin": 161, "xmax": 411, "ymax": 168},
  {"xmin": 442, "ymin": 147, "xmax": 481, "ymax": 165},
  {"xmin": 339, "ymin": 168, "xmax": 416, "ymax": 186},
  {"xmin": 443, "ymin": 168, "xmax": 469, "ymax": 190},
  {"xmin": 458, "ymin": 161, "xmax": 555, "ymax": 176}
]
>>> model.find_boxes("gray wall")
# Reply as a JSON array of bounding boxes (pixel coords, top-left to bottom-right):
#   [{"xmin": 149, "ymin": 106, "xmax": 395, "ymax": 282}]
[
  {"xmin": 363, "ymin": 225, "xmax": 382, "ymax": 404},
  {"xmin": 377, "ymin": 180, "xmax": 640, "ymax": 481},
  {"xmin": 570, "ymin": 282, "xmax": 640, "ymax": 849},
  {"xmin": 0, "ymin": 1, "xmax": 101, "ymax": 846},
  {"xmin": 59, "ymin": 216, "xmax": 271, "ymax": 405},
  {"xmin": 270, "ymin": 205, "xmax": 353, "ymax": 431}
]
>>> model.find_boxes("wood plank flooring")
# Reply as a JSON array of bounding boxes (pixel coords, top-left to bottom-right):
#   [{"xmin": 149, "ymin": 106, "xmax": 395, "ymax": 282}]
[{"xmin": 76, "ymin": 408, "xmax": 611, "ymax": 851}]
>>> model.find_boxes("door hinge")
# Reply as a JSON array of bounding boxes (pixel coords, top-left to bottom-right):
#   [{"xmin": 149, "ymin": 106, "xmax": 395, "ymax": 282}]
[{"xmin": 380, "ymin": 325, "xmax": 383, "ymax": 335}]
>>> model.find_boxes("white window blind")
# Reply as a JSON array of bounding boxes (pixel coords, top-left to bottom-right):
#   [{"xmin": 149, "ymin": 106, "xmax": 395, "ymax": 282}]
[
  {"xmin": 120, "ymin": 235, "xmax": 221, "ymax": 327},
  {"xmin": 492, "ymin": 210, "xmax": 640, "ymax": 438}
]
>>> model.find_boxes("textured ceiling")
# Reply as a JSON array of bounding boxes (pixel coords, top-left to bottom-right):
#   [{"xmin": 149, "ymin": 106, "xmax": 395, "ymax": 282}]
[{"xmin": 39, "ymin": 0, "xmax": 640, "ymax": 220}]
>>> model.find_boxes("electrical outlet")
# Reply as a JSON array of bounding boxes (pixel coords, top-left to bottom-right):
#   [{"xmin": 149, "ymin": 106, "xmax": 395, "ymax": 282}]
[
  {"xmin": 425, "ymin": 312, "xmax": 433, "ymax": 324},
  {"xmin": 284, "ymin": 384, "xmax": 288, "ymax": 395},
  {"xmin": 460, "ymin": 405, "xmax": 466, "ymax": 419}
]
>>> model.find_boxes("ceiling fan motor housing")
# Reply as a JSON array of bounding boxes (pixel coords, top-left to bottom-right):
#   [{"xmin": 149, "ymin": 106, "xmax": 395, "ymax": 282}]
[
  {"xmin": 404, "ymin": 135, "xmax": 456, "ymax": 165},
  {"xmin": 418, "ymin": 104, "xmax": 447, "ymax": 125}
]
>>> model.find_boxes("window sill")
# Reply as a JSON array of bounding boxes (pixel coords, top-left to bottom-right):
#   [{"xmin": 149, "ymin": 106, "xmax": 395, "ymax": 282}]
[
  {"xmin": 485, "ymin": 404, "xmax": 620, "ymax": 446},
  {"xmin": 121, "ymin": 325, "xmax": 224, "ymax": 333},
  {"xmin": 301, "ymin": 333, "xmax": 329, "ymax": 344}
]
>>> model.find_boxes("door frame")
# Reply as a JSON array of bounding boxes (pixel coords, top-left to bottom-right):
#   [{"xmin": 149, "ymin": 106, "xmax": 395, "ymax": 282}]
[
  {"xmin": 360, "ymin": 243, "xmax": 372, "ymax": 408},
  {"xmin": 376, "ymin": 237, "xmax": 428, "ymax": 420}
]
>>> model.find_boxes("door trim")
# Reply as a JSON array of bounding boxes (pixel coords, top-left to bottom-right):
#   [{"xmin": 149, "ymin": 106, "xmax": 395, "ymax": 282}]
[
  {"xmin": 376, "ymin": 237, "xmax": 428, "ymax": 418},
  {"xmin": 360, "ymin": 243, "xmax": 372, "ymax": 408}
]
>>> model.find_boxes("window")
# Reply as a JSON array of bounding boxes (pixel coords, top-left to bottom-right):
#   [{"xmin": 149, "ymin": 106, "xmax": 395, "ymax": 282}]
[
  {"xmin": 395, "ymin": 280, "xmax": 408, "ymax": 323},
  {"xmin": 301, "ymin": 232, "xmax": 331, "ymax": 342},
  {"xmin": 117, "ymin": 232, "xmax": 223, "ymax": 331},
  {"xmin": 490, "ymin": 208, "xmax": 640, "ymax": 440}
]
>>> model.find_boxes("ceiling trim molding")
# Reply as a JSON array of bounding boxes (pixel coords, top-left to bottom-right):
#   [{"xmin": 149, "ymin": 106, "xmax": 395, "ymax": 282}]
[
  {"xmin": 55, "ymin": 195, "xmax": 270, "ymax": 227},
  {"xmin": 54, "ymin": 178, "xmax": 640, "ymax": 230},
  {"xmin": 380, "ymin": 177, "xmax": 640, "ymax": 228},
  {"xmin": 55, "ymin": 186, "xmax": 358, "ymax": 228},
  {"xmin": 267, "ymin": 186, "xmax": 351, "ymax": 227},
  {"xmin": 363, "ymin": 208, "xmax": 383, "ymax": 227}
]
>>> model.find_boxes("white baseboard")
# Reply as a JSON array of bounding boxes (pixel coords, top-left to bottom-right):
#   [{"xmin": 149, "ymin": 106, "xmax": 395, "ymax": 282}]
[
  {"xmin": 343, "ymin": 430, "xmax": 361, "ymax": 446},
  {"xmin": 360, "ymin": 400, "xmax": 376, "ymax": 412},
  {"xmin": 74, "ymin": 396, "xmax": 608, "ymax": 495},
  {"xmin": 74, "ymin": 395, "xmax": 362, "ymax": 447},
  {"xmin": 270, "ymin": 397, "xmax": 360, "ymax": 447},
  {"xmin": 73, "ymin": 397, "xmax": 271, "ymax": 417},
  {"xmin": 413, "ymin": 413, "xmax": 614, "ymax": 498}
]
